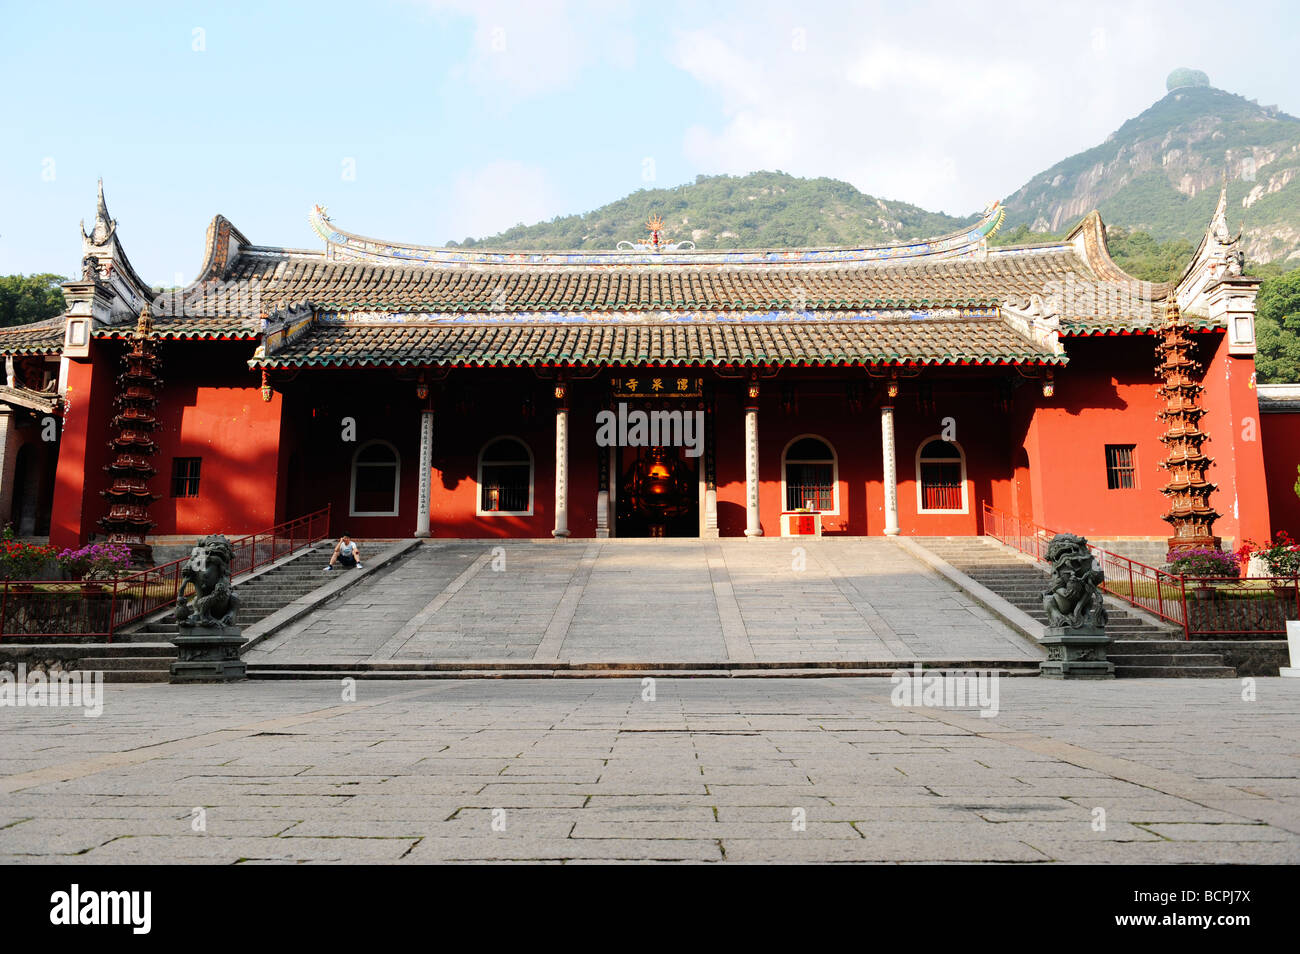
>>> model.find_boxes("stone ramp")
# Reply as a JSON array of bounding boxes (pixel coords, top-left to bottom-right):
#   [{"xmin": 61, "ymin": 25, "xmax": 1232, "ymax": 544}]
[
  {"xmin": 242, "ymin": 538, "xmax": 1045, "ymax": 676},
  {"xmin": 910, "ymin": 536, "xmax": 1237, "ymax": 678}
]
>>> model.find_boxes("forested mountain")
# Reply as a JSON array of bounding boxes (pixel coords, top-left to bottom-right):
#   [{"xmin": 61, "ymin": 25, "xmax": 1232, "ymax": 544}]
[{"xmin": 446, "ymin": 171, "xmax": 978, "ymax": 250}]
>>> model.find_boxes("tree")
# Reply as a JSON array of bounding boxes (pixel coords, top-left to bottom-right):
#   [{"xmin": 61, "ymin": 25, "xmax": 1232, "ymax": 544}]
[
  {"xmin": 0, "ymin": 274, "xmax": 67, "ymax": 328},
  {"xmin": 1254, "ymin": 269, "xmax": 1300, "ymax": 383}
]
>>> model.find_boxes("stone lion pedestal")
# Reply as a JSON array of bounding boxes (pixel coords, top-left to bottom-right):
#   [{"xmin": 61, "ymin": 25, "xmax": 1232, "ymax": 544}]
[
  {"xmin": 171, "ymin": 627, "xmax": 247, "ymax": 683},
  {"xmin": 168, "ymin": 534, "xmax": 246, "ymax": 684},
  {"xmin": 1039, "ymin": 533, "xmax": 1115, "ymax": 680},
  {"xmin": 1040, "ymin": 631, "xmax": 1115, "ymax": 680}
]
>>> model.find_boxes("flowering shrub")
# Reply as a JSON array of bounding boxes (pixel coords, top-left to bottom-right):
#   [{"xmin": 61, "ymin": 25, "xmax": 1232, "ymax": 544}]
[
  {"xmin": 56, "ymin": 543, "xmax": 133, "ymax": 581},
  {"xmin": 0, "ymin": 541, "xmax": 57, "ymax": 581},
  {"xmin": 1237, "ymin": 532, "xmax": 1300, "ymax": 578},
  {"xmin": 1166, "ymin": 548, "xmax": 1240, "ymax": 579}
]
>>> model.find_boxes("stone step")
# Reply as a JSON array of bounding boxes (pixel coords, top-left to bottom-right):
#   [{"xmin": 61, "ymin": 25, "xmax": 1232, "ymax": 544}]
[
  {"xmin": 1108, "ymin": 653, "xmax": 1227, "ymax": 666},
  {"xmin": 79, "ymin": 656, "xmax": 174, "ymax": 671},
  {"xmin": 247, "ymin": 667, "xmax": 1043, "ymax": 681},
  {"xmin": 121, "ymin": 545, "xmax": 334, "ymax": 638},
  {"xmin": 62, "ymin": 644, "xmax": 177, "ymax": 657},
  {"xmin": 247, "ymin": 658, "xmax": 1044, "ymax": 674},
  {"xmin": 912, "ymin": 538, "xmax": 1210, "ymax": 676},
  {"xmin": 100, "ymin": 670, "xmax": 173, "ymax": 683},
  {"xmin": 1111, "ymin": 640, "xmax": 1226, "ymax": 652},
  {"xmin": 1115, "ymin": 665, "xmax": 1237, "ymax": 678}
]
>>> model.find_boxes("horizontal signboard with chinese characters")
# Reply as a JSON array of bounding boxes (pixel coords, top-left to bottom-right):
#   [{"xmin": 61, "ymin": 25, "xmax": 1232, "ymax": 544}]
[{"xmin": 610, "ymin": 376, "xmax": 704, "ymax": 399}]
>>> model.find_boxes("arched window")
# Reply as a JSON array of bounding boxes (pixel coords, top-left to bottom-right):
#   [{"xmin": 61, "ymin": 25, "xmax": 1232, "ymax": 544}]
[
  {"xmin": 782, "ymin": 435, "xmax": 838, "ymax": 513},
  {"xmin": 916, "ymin": 438, "xmax": 967, "ymax": 513},
  {"xmin": 478, "ymin": 437, "xmax": 534, "ymax": 516},
  {"xmin": 350, "ymin": 440, "xmax": 400, "ymax": 517}
]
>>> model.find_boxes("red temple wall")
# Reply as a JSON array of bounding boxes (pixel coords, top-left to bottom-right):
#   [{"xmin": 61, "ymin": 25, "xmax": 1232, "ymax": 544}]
[
  {"xmin": 426, "ymin": 372, "xmax": 563, "ymax": 539},
  {"xmin": 1196, "ymin": 334, "xmax": 1271, "ymax": 545},
  {"xmin": 1025, "ymin": 336, "xmax": 1171, "ymax": 538},
  {"xmin": 1261, "ymin": 410, "xmax": 1300, "ymax": 537},
  {"xmin": 1021, "ymin": 333, "xmax": 1271, "ymax": 545},
  {"xmin": 43, "ymin": 342, "xmax": 1287, "ymax": 545},
  {"xmin": 147, "ymin": 342, "xmax": 282, "ymax": 537},
  {"xmin": 713, "ymin": 378, "xmax": 1014, "ymax": 538},
  {"xmin": 276, "ymin": 372, "xmax": 421, "ymax": 540},
  {"xmin": 49, "ymin": 346, "xmax": 118, "ymax": 549}
]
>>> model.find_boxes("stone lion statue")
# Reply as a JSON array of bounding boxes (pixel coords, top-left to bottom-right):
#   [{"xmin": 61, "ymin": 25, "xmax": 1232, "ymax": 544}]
[
  {"xmin": 1042, "ymin": 533, "xmax": 1107, "ymax": 631},
  {"xmin": 174, "ymin": 534, "xmax": 240, "ymax": 629}
]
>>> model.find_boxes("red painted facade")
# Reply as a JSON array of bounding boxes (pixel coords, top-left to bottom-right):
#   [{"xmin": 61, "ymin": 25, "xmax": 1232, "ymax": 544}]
[
  {"xmin": 1261, "ymin": 410, "xmax": 1300, "ymax": 537},
  {"xmin": 13, "ymin": 190, "xmax": 1288, "ymax": 555},
  {"xmin": 34, "ymin": 328, "xmax": 1285, "ymax": 550}
]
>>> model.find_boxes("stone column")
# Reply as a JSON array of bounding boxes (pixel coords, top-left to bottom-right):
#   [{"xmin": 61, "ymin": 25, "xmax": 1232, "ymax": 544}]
[
  {"xmin": 744, "ymin": 378, "xmax": 762, "ymax": 537},
  {"xmin": 414, "ymin": 407, "xmax": 434, "ymax": 538},
  {"xmin": 0, "ymin": 413, "xmax": 20, "ymax": 527},
  {"xmin": 553, "ymin": 381, "xmax": 570, "ymax": 538},
  {"xmin": 881, "ymin": 404, "xmax": 900, "ymax": 536},
  {"xmin": 596, "ymin": 415, "xmax": 610, "ymax": 539},
  {"xmin": 703, "ymin": 392, "xmax": 719, "ymax": 538}
]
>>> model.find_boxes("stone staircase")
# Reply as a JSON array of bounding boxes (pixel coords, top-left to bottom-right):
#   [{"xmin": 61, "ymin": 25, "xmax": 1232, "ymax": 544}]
[
  {"xmin": 91, "ymin": 545, "xmax": 331, "ymax": 682},
  {"xmin": 914, "ymin": 537, "xmax": 1236, "ymax": 678}
]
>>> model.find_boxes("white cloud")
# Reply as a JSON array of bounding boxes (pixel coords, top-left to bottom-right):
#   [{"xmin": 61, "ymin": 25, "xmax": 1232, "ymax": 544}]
[
  {"xmin": 666, "ymin": 3, "xmax": 1213, "ymax": 215},
  {"xmin": 441, "ymin": 160, "xmax": 562, "ymax": 241}
]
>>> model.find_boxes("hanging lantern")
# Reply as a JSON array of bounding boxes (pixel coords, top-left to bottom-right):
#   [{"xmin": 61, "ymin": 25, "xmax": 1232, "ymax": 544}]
[
  {"xmin": 261, "ymin": 370, "xmax": 273, "ymax": 403},
  {"xmin": 1041, "ymin": 370, "xmax": 1055, "ymax": 399},
  {"xmin": 886, "ymin": 372, "xmax": 899, "ymax": 399}
]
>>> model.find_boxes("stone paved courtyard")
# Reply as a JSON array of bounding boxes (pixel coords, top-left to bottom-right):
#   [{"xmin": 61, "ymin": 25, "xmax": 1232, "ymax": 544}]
[
  {"xmin": 0, "ymin": 678, "xmax": 1296, "ymax": 863},
  {"xmin": 246, "ymin": 539, "xmax": 1042, "ymax": 664}
]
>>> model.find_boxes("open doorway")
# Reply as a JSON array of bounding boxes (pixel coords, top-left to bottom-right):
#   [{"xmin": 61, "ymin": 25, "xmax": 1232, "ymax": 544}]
[{"xmin": 615, "ymin": 444, "xmax": 699, "ymax": 537}]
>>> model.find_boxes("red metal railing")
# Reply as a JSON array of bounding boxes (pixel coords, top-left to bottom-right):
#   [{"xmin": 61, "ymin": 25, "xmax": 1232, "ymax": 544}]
[
  {"xmin": 0, "ymin": 506, "xmax": 331, "ymax": 642},
  {"xmin": 982, "ymin": 504, "xmax": 1300, "ymax": 640},
  {"xmin": 1176, "ymin": 576, "xmax": 1299, "ymax": 638},
  {"xmin": 982, "ymin": 503, "xmax": 1188, "ymax": 633}
]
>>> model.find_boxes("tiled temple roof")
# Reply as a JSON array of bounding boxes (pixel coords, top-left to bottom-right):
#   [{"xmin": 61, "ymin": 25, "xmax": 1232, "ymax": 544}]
[
  {"xmin": 0, "ymin": 384, "xmax": 61, "ymax": 413},
  {"xmin": 249, "ymin": 319, "xmax": 1064, "ymax": 369},
  {"xmin": 0, "ymin": 317, "xmax": 64, "ymax": 355},
  {"xmin": 192, "ymin": 246, "xmax": 1153, "ymax": 319},
  {"xmin": 170, "ymin": 205, "xmax": 1177, "ymax": 336},
  {"xmin": 0, "ymin": 202, "xmax": 1196, "ymax": 365},
  {"xmin": 93, "ymin": 315, "xmax": 260, "ymax": 341}
]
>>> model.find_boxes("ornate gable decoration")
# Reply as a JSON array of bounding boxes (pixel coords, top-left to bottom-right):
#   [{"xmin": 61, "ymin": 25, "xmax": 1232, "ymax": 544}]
[
  {"xmin": 615, "ymin": 214, "xmax": 696, "ymax": 252},
  {"xmin": 63, "ymin": 181, "xmax": 155, "ymax": 350},
  {"xmin": 1174, "ymin": 187, "xmax": 1260, "ymax": 355}
]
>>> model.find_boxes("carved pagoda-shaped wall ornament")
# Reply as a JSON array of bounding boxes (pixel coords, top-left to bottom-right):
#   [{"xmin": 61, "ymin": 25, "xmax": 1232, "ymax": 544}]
[
  {"xmin": 1155, "ymin": 295, "xmax": 1220, "ymax": 551},
  {"xmin": 99, "ymin": 304, "xmax": 162, "ymax": 565}
]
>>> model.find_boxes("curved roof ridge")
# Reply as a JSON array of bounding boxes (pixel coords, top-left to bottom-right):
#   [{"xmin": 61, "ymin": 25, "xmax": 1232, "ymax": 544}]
[
  {"xmin": 1065, "ymin": 210, "xmax": 1172, "ymax": 299},
  {"xmin": 304, "ymin": 202, "xmax": 1009, "ymax": 269},
  {"xmin": 194, "ymin": 215, "xmax": 254, "ymax": 283}
]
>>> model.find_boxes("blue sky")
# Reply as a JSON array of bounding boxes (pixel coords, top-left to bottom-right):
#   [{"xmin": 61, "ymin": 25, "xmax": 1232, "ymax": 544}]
[{"xmin": 2, "ymin": 0, "xmax": 1298, "ymax": 285}]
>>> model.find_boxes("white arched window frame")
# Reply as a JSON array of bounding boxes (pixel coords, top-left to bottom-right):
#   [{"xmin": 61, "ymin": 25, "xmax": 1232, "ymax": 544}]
[
  {"xmin": 349, "ymin": 439, "xmax": 401, "ymax": 517},
  {"xmin": 780, "ymin": 434, "xmax": 839, "ymax": 515},
  {"xmin": 477, "ymin": 436, "xmax": 535, "ymax": 517},
  {"xmin": 915, "ymin": 436, "xmax": 968, "ymax": 515}
]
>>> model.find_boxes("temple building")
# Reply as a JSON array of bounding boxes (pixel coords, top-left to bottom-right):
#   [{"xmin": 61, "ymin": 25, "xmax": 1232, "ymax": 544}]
[{"xmin": 0, "ymin": 183, "xmax": 1293, "ymax": 553}]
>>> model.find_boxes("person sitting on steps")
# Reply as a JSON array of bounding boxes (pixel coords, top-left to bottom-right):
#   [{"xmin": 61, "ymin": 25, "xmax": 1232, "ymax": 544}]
[{"xmin": 324, "ymin": 534, "xmax": 363, "ymax": 571}]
